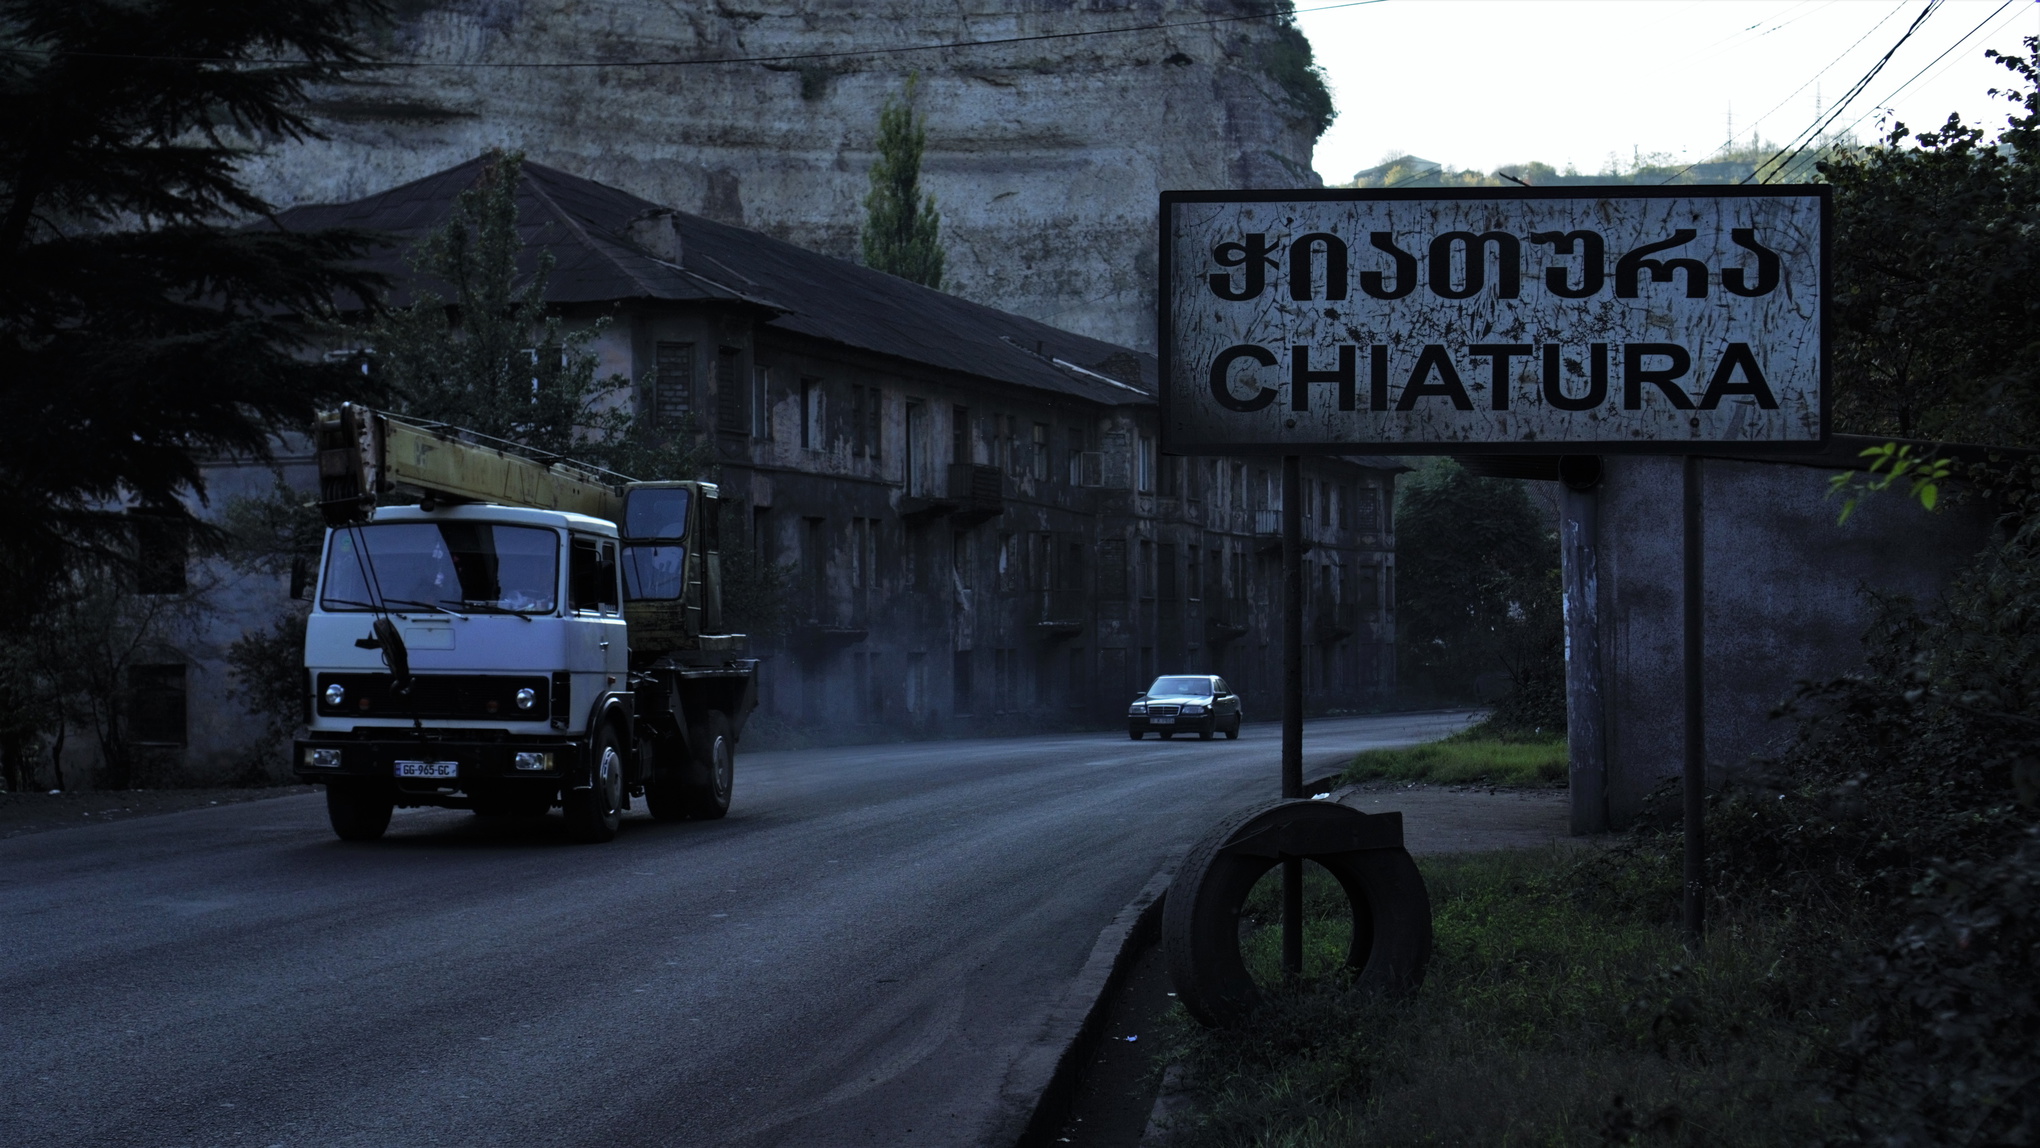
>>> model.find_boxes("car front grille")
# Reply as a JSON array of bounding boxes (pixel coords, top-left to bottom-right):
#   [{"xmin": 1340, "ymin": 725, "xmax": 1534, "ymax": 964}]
[{"xmin": 1148, "ymin": 705, "xmax": 1181, "ymax": 717}]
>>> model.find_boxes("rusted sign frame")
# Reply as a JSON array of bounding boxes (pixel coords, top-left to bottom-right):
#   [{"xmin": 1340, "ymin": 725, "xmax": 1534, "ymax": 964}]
[{"xmin": 1157, "ymin": 184, "xmax": 1831, "ymax": 457}]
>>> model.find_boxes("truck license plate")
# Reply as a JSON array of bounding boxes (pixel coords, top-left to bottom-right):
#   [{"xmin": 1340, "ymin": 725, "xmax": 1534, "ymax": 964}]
[
  {"xmin": 1151, "ymin": 717, "xmax": 1175, "ymax": 725},
  {"xmin": 396, "ymin": 760, "xmax": 459, "ymax": 779}
]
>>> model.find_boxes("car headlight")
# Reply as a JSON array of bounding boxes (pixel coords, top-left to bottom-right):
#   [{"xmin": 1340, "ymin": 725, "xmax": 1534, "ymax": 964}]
[
  {"xmin": 515, "ymin": 687, "xmax": 537, "ymax": 711},
  {"xmin": 304, "ymin": 747, "xmax": 342, "ymax": 768},
  {"xmin": 1128, "ymin": 703, "xmax": 1147, "ymax": 715},
  {"xmin": 1181, "ymin": 704, "xmax": 1205, "ymax": 715},
  {"xmin": 323, "ymin": 683, "xmax": 345, "ymax": 707}
]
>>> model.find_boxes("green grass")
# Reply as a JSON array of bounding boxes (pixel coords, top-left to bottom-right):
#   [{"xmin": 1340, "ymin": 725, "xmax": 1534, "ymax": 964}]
[
  {"xmin": 1343, "ymin": 725, "xmax": 1568, "ymax": 787},
  {"xmin": 1156, "ymin": 847, "xmax": 1852, "ymax": 1147}
]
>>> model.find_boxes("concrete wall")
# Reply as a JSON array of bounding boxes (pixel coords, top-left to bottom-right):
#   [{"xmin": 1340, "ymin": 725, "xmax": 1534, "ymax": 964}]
[{"xmin": 1578, "ymin": 450, "xmax": 1998, "ymax": 827}]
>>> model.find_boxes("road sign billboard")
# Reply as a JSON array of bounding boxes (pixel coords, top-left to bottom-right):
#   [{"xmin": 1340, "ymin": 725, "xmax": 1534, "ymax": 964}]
[{"xmin": 1159, "ymin": 186, "xmax": 1827, "ymax": 454}]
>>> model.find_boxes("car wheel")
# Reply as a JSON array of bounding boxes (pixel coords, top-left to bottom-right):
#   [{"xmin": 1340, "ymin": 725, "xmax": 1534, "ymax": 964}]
[
  {"xmin": 326, "ymin": 780, "xmax": 392, "ymax": 841},
  {"xmin": 1129, "ymin": 729, "xmax": 1143, "ymax": 740},
  {"xmin": 1160, "ymin": 731, "xmax": 1174, "ymax": 740},
  {"xmin": 1225, "ymin": 718, "xmax": 1241, "ymax": 740},
  {"xmin": 563, "ymin": 724, "xmax": 625, "ymax": 843},
  {"xmin": 1199, "ymin": 724, "xmax": 1215, "ymax": 740}
]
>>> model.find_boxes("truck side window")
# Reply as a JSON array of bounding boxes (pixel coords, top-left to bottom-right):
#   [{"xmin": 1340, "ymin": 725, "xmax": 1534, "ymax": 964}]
[
  {"xmin": 598, "ymin": 541, "xmax": 619, "ymax": 612},
  {"xmin": 570, "ymin": 536, "xmax": 603, "ymax": 613}
]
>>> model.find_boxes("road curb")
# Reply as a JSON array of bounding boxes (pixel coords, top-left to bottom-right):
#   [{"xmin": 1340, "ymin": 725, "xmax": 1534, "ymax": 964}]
[
  {"xmin": 1003, "ymin": 865, "xmax": 1174, "ymax": 1148},
  {"xmin": 1003, "ymin": 775, "xmax": 1342, "ymax": 1146}
]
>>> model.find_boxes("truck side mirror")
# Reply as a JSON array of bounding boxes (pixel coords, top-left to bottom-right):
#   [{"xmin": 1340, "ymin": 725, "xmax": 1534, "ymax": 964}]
[{"xmin": 290, "ymin": 557, "xmax": 313, "ymax": 601}]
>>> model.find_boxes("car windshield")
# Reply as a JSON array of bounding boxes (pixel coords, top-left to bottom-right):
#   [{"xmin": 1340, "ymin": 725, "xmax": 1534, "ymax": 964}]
[
  {"xmin": 1149, "ymin": 676, "xmax": 1214, "ymax": 697},
  {"xmin": 322, "ymin": 522, "xmax": 559, "ymax": 614}
]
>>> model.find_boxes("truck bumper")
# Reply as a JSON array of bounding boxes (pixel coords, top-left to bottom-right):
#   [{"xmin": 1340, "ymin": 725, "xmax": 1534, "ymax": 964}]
[{"xmin": 293, "ymin": 734, "xmax": 585, "ymax": 804}]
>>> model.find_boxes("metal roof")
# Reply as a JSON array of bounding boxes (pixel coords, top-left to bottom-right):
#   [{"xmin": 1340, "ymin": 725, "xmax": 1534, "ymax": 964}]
[{"xmin": 270, "ymin": 156, "xmax": 1160, "ymax": 408}]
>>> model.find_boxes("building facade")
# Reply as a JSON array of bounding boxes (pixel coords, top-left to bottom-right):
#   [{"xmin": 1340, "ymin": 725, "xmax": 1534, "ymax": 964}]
[{"xmin": 129, "ymin": 158, "xmax": 1398, "ymax": 781}]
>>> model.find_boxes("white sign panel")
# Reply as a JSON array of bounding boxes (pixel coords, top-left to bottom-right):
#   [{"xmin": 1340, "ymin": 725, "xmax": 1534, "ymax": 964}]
[{"xmin": 1159, "ymin": 187, "xmax": 1827, "ymax": 454}]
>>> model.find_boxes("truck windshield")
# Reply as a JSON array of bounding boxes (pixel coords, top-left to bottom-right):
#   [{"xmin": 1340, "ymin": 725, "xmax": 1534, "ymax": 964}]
[{"xmin": 322, "ymin": 523, "xmax": 559, "ymax": 614}]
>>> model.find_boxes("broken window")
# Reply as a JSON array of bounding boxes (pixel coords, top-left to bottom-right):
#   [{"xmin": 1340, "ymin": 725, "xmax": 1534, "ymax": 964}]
[
  {"xmin": 716, "ymin": 346, "xmax": 744, "ymax": 434},
  {"xmin": 652, "ymin": 342, "xmax": 694, "ymax": 429},
  {"xmin": 127, "ymin": 664, "xmax": 187, "ymax": 746}
]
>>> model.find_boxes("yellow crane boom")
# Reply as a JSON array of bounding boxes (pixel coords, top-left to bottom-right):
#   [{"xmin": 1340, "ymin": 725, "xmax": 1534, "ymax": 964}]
[{"xmin": 316, "ymin": 403, "xmax": 625, "ymax": 525}]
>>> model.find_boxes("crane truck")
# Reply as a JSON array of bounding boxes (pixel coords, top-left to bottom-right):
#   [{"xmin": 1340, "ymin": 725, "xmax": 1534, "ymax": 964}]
[{"xmin": 292, "ymin": 404, "xmax": 757, "ymax": 843}]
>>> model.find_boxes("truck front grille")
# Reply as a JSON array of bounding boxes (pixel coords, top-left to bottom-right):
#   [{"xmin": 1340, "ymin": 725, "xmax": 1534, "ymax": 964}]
[{"xmin": 316, "ymin": 673, "xmax": 550, "ymax": 721}]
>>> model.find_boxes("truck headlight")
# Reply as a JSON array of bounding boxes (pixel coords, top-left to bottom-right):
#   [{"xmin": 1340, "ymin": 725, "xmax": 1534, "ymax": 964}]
[
  {"xmin": 305, "ymin": 748, "xmax": 343, "ymax": 768},
  {"xmin": 515, "ymin": 687, "xmax": 537, "ymax": 711},
  {"xmin": 514, "ymin": 751, "xmax": 553, "ymax": 771},
  {"xmin": 1182, "ymin": 704, "xmax": 1205, "ymax": 715},
  {"xmin": 324, "ymin": 683, "xmax": 345, "ymax": 707}
]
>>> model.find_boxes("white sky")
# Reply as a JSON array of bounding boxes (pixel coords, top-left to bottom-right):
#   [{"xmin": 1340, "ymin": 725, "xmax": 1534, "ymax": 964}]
[{"xmin": 1294, "ymin": 0, "xmax": 2040, "ymax": 183}]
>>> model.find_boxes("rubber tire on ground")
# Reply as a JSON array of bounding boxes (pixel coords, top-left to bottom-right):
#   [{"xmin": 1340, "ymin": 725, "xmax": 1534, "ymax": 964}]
[
  {"xmin": 562, "ymin": 724, "xmax": 625, "ymax": 843},
  {"xmin": 1199, "ymin": 725, "xmax": 1215, "ymax": 740},
  {"xmin": 641, "ymin": 733, "xmax": 690, "ymax": 822},
  {"xmin": 676, "ymin": 710, "xmax": 734, "ymax": 820},
  {"xmin": 326, "ymin": 781, "xmax": 393, "ymax": 841},
  {"xmin": 1160, "ymin": 731, "xmax": 1173, "ymax": 740},
  {"xmin": 1129, "ymin": 730, "xmax": 1143, "ymax": 740},
  {"xmin": 1224, "ymin": 719, "xmax": 1241, "ymax": 740},
  {"xmin": 1162, "ymin": 798, "xmax": 1432, "ymax": 1029}
]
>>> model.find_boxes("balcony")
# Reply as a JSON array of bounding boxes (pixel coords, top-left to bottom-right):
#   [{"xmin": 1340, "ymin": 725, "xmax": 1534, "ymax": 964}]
[
  {"xmin": 897, "ymin": 463, "xmax": 1004, "ymax": 527},
  {"xmin": 1205, "ymin": 596, "xmax": 1250, "ymax": 644},
  {"xmin": 1313, "ymin": 601, "xmax": 1360, "ymax": 642},
  {"xmin": 1033, "ymin": 589, "xmax": 1087, "ymax": 638}
]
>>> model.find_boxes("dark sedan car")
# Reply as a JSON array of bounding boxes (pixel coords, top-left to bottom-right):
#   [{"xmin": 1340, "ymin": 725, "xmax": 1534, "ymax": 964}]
[{"xmin": 1128, "ymin": 675, "xmax": 1243, "ymax": 740}]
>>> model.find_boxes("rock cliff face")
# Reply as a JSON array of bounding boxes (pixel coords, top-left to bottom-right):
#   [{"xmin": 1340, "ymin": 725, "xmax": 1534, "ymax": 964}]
[{"xmin": 240, "ymin": 0, "xmax": 1326, "ymax": 351}]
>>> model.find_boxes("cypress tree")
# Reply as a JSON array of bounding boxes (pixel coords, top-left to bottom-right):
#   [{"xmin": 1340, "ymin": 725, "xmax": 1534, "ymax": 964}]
[{"xmin": 861, "ymin": 77, "xmax": 945, "ymax": 290}]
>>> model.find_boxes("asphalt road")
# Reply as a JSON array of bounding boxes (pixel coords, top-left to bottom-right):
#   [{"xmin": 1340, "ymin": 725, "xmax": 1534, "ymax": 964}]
[{"xmin": 0, "ymin": 712, "xmax": 1474, "ymax": 1148}]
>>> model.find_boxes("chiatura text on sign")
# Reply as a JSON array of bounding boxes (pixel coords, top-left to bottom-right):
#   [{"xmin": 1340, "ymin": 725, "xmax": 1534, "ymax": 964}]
[{"xmin": 1158, "ymin": 188, "xmax": 1826, "ymax": 453}]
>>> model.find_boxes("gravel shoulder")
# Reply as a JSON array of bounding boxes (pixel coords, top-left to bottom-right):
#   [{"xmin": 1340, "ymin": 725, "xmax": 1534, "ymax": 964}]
[{"xmin": 0, "ymin": 785, "xmax": 317, "ymax": 840}]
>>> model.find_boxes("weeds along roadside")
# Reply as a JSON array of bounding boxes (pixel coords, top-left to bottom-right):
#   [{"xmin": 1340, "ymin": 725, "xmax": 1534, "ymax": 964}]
[
  {"xmin": 1154, "ymin": 843, "xmax": 1853, "ymax": 1147},
  {"xmin": 1154, "ymin": 486, "xmax": 2040, "ymax": 1146}
]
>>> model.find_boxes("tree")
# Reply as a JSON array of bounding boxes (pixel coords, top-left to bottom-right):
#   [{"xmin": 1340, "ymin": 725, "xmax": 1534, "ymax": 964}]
[
  {"xmin": 1392, "ymin": 459, "xmax": 1559, "ymax": 716},
  {"xmin": 861, "ymin": 77, "xmax": 945, "ymax": 289},
  {"xmin": 366, "ymin": 150, "xmax": 710, "ymax": 482},
  {"xmin": 1818, "ymin": 38, "xmax": 2040, "ymax": 447},
  {"xmin": 0, "ymin": 0, "xmax": 389, "ymax": 630}
]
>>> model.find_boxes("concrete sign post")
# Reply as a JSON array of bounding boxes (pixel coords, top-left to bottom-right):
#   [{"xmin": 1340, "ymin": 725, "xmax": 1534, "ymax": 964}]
[{"xmin": 1159, "ymin": 186, "xmax": 1828, "ymax": 954}]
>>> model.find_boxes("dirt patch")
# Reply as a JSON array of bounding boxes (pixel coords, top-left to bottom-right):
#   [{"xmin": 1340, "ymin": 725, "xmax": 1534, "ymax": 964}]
[
  {"xmin": 1331, "ymin": 780, "xmax": 1575, "ymax": 855},
  {"xmin": 0, "ymin": 786, "xmax": 318, "ymax": 840}
]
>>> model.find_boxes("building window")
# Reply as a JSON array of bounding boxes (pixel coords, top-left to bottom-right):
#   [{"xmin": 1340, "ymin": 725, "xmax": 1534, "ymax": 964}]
[
  {"xmin": 753, "ymin": 366, "xmax": 773, "ymax": 440},
  {"xmin": 952, "ymin": 405, "xmax": 972, "ymax": 465},
  {"xmin": 1136, "ymin": 436, "xmax": 1155, "ymax": 493},
  {"xmin": 804, "ymin": 517, "xmax": 827, "ymax": 622},
  {"xmin": 850, "ymin": 385, "xmax": 883, "ymax": 461},
  {"xmin": 1338, "ymin": 483, "xmax": 1354, "ymax": 529},
  {"xmin": 1358, "ymin": 487, "xmax": 1382, "ymax": 531},
  {"xmin": 952, "ymin": 650, "xmax": 974, "ymax": 715},
  {"xmin": 1031, "ymin": 423, "xmax": 1049, "ymax": 480},
  {"xmin": 652, "ymin": 342, "xmax": 694, "ymax": 429},
  {"xmin": 127, "ymin": 664, "xmax": 187, "ymax": 746},
  {"xmin": 1066, "ymin": 426, "xmax": 1086, "ymax": 484},
  {"xmin": 800, "ymin": 377, "xmax": 822, "ymax": 450},
  {"xmin": 133, "ymin": 514, "xmax": 187, "ymax": 595},
  {"xmin": 906, "ymin": 652, "xmax": 927, "ymax": 714},
  {"xmin": 716, "ymin": 346, "xmax": 744, "ymax": 433}
]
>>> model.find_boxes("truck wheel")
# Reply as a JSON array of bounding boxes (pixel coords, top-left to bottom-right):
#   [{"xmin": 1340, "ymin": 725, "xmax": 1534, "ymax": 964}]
[
  {"xmin": 563, "ymin": 725, "xmax": 625, "ymax": 843},
  {"xmin": 326, "ymin": 781, "xmax": 393, "ymax": 841},
  {"xmin": 679, "ymin": 711, "xmax": 734, "ymax": 820},
  {"xmin": 642, "ymin": 734, "xmax": 690, "ymax": 823}
]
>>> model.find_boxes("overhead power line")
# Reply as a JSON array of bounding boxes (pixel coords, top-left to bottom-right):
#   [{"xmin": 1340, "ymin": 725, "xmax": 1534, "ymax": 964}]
[
  {"xmin": 0, "ymin": 0, "xmax": 1388, "ymax": 70},
  {"xmin": 1656, "ymin": 0, "xmax": 1910, "ymax": 184},
  {"xmin": 1745, "ymin": 0, "xmax": 1950, "ymax": 182},
  {"xmin": 1832, "ymin": 0, "xmax": 2031, "ymax": 141}
]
